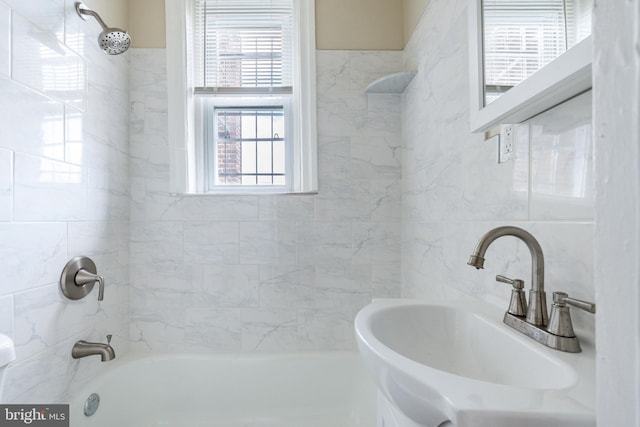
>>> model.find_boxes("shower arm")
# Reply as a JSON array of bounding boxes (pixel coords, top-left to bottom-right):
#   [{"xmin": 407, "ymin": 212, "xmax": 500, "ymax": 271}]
[{"xmin": 76, "ymin": 3, "xmax": 109, "ymax": 31}]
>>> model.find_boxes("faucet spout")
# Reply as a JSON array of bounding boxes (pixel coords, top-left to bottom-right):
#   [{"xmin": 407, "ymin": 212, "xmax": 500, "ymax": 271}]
[
  {"xmin": 72, "ymin": 336, "xmax": 116, "ymax": 362},
  {"xmin": 468, "ymin": 226, "xmax": 548, "ymax": 326}
]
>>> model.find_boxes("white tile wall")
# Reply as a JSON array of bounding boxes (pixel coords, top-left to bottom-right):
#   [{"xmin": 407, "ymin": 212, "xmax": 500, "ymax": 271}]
[
  {"xmin": 129, "ymin": 49, "xmax": 403, "ymax": 353},
  {"xmin": 0, "ymin": 0, "xmax": 608, "ymax": 411},
  {"xmin": 12, "ymin": 12, "xmax": 86, "ymax": 110},
  {"xmin": 401, "ymin": 0, "xmax": 595, "ymax": 345},
  {"xmin": 0, "ymin": 149, "xmax": 12, "ymax": 220},
  {"xmin": 0, "ymin": 3, "xmax": 10, "ymax": 77},
  {"xmin": 0, "ymin": 0, "xmax": 130, "ymax": 404}
]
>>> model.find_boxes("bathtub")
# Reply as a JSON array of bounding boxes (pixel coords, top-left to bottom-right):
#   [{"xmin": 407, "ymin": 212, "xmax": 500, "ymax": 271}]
[{"xmin": 68, "ymin": 352, "xmax": 376, "ymax": 427}]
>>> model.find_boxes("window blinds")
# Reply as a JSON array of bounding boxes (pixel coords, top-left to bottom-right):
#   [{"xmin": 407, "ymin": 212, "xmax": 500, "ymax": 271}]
[
  {"xmin": 483, "ymin": 0, "xmax": 567, "ymax": 96},
  {"xmin": 194, "ymin": 0, "xmax": 294, "ymax": 93}
]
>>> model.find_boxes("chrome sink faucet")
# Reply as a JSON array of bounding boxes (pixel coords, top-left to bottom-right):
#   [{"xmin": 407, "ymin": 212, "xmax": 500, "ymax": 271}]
[
  {"xmin": 72, "ymin": 335, "xmax": 116, "ymax": 362},
  {"xmin": 468, "ymin": 226, "xmax": 595, "ymax": 353}
]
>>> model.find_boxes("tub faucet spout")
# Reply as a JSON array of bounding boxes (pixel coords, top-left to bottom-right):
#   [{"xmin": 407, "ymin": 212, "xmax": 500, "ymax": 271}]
[
  {"xmin": 468, "ymin": 226, "xmax": 548, "ymax": 326},
  {"xmin": 72, "ymin": 335, "xmax": 116, "ymax": 362}
]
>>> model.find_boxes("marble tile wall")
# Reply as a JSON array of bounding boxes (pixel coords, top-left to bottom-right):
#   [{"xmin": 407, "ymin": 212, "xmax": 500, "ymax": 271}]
[
  {"xmin": 401, "ymin": 0, "xmax": 596, "ymax": 345},
  {"xmin": 129, "ymin": 49, "xmax": 403, "ymax": 352},
  {"xmin": 0, "ymin": 0, "xmax": 130, "ymax": 403}
]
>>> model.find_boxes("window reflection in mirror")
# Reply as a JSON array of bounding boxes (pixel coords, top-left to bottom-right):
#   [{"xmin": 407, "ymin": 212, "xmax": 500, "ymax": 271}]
[{"xmin": 482, "ymin": 0, "xmax": 592, "ymax": 106}]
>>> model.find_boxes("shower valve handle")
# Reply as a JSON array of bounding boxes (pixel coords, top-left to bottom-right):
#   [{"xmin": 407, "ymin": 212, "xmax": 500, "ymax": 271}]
[{"xmin": 75, "ymin": 269, "xmax": 105, "ymax": 301}]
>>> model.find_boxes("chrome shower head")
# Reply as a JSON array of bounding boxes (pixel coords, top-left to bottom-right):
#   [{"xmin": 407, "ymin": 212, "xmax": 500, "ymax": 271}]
[
  {"xmin": 75, "ymin": 2, "xmax": 131, "ymax": 55},
  {"xmin": 98, "ymin": 30, "xmax": 131, "ymax": 55}
]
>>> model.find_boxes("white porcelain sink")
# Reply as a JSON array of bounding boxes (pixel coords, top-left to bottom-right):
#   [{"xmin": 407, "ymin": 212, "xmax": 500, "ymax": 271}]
[{"xmin": 355, "ymin": 298, "xmax": 596, "ymax": 427}]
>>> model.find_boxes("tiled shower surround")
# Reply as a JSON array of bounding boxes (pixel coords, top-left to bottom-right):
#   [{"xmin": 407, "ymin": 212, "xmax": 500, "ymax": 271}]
[
  {"xmin": 0, "ymin": 0, "xmax": 130, "ymax": 402},
  {"xmin": 129, "ymin": 49, "xmax": 403, "ymax": 352}
]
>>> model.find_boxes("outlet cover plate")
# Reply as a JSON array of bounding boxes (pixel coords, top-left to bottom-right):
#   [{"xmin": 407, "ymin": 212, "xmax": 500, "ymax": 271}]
[{"xmin": 498, "ymin": 124, "xmax": 515, "ymax": 163}]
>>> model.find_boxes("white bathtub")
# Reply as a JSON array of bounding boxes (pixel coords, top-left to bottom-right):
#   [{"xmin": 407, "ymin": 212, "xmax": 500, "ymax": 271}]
[{"xmin": 68, "ymin": 352, "xmax": 376, "ymax": 427}]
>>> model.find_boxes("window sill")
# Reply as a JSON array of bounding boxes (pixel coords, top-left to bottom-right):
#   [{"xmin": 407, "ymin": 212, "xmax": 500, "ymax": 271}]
[{"xmin": 168, "ymin": 191, "xmax": 319, "ymax": 197}]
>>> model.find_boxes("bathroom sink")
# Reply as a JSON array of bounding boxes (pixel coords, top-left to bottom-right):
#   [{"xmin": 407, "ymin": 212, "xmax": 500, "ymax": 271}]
[{"xmin": 355, "ymin": 299, "xmax": 596, "ymax": 427}]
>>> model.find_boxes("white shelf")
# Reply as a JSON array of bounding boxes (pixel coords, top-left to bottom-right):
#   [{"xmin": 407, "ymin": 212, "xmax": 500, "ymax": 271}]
[{"xmin": 365, "ymin": 72, "xmax": 416, "ymax": 94}]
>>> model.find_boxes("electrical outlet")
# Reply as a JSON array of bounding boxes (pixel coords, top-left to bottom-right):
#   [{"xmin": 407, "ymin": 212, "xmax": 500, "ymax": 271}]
[{"xmin": 498, "ymin": 124, "xmax": 515, "ymax": 163}]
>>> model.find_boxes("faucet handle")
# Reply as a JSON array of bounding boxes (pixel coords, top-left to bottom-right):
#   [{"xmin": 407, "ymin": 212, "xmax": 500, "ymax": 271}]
[
  {"xmin": 496, "ymin": 275, "xmax": 524, "ymax": 289},
  {"xmin": 106, "ymin": 335, "xmax": 112, "ymax": 345},
  {"xmin": 548, "ymin": 292, "xmax": 595, "ymax": 338},
  {"xmin": 553, "ymin": 292, "xmax": 596, "ymax": 313},
  {"xmin": 496, "ymin": 275, "xmax": 527, "ymax": 316}
]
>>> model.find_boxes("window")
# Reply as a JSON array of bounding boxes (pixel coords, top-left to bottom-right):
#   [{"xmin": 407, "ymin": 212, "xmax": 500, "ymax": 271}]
[
  {"xmin": 208, "ymin": 106, "xmax": 288, "ymax": 186},
  {"xmin": 165, "ymin": 0, "xmax": 317, "ymax": 194},
  {"xmin": 482, "ymin": 0, "xmax": 568, "ymax": 104}
]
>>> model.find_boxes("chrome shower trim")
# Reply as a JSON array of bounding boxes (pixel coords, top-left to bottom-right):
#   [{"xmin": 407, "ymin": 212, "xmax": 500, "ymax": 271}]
[{"xmin": 74, "ymin": 2, "xmax": 131, "ymax": 55}]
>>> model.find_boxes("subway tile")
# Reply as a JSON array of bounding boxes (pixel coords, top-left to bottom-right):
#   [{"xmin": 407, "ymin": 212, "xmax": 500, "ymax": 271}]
[
  {"xmin": 4, "ymin": 0, "xmax": 64, "ymax": 38},
  {"xmin": 0, "ymin": 222, "xmax": 67, "ymax": 294},
  {"xmin": 372, "ymin": 264, "xmax": 401, "ymax": 298},
  {"xmin": 317, "ymin": 136, "xmax": 351, "ymax": 180},
  {"xmin": 0, "ymin": 77, "xmax": 65, "ymax": 160},
  {"xmin": 241, "ymin": 308, "xmax": 298, "ymax": 352},
  {"xmin": 316, "ymin": 92, "xmax": 368, "ymax": 137},
  {"xmin": 459, "ymin": 122, "xmax": 529, "ymax": 221},
  {"xmin": 352, "ymin": 222, "xmax": 401, "ymax": 265},
  {"xmin": 349, "ymin": 50, "xmax": 404, "ymax": 92},
  {"xmin": 258, "ymin": 195, "xmax": 315, "ymax": 221},
  {"xmin": 200, "ymin": 265, "xmax": 260, "ymax": 307},
  {"xmin": 315, "ymin": 50, "xmax": 350, "ymax": 97},
  {"xmin": 370, "ymin": 179, "xmax": 402, "ymax": 221},
  {"xmin": 183, "ymin": 222, "xmax": 239, "ymax": 264},
  {"xmin": 297, "ymin": 222, "xmax": 352, "ymax": 265},
  {"xmin": 12, "ymin": 12, "xmax": 86, "ymax": 110},
  {"xmin": 0, "ymin": 294, "xmax": 14, "ymax": 337},
  {"xmin": 2, "ymin": 336, "xmax": 71, "ymax": 403},
  {"xmin": 129, "ymin": 310, "xmax": 186, "ymax": 353},
  {"xmin": 259, "ymin": 265, "xmax": 315, "ymax": 308},
  {"xmin": 0, "ymin": 148, "xmax": 12, "ymax": 221},
  {"xmin": 131, "ymin": 262, "xmax": 199, "ymax": 311},
  {"xmin": 67, "ymin": 221, "xmax": 126, "ymax": 268},
  {"xmin": 130, "ymin": 221, "xmax": 184, "ymax": 264},
  {"xmin": 201, "ymin": 196, "xmax": 259, "ymax": 221},
  {"xmin": 297, "ymin": 308, "xmax": 355, "ymax": 350},
  {"xmin": 530, "ymin": 91, "xmax": 594, "ymax": 220},
  {"xmin": 315, "ymin": 264, "xmax": 371, "ymax": 309},
  {"xmin": 13, "ymin": 284, "xmax": 102, "ymax": 360},
  {"xmin": 315, "ymin": 179, "xmax": 370, "ymax": 221},
  {"xmin": 366, "ymin": 94, "xmax": 402, "ymax": 137},
  {"xmin": 239, "ymin": 222, "xmax": 296, "ymax": 265},
  {"xmin": 184, "ymin": 308, "xmax": 242, "ymax": 351},
  {"xmin": 134, "ymin": 183, "xmax": 202, "ymax": 222},
  {"xmin": 351, "ymin": 135, "xmax": 401, "ymax": 179},
  {"xmin": 0, "ymin": 3, "xmax": 9, "ymax": 77},
  {"xmin": 13, "ymin": 153, "xmax": 87, "ymax": 221}
]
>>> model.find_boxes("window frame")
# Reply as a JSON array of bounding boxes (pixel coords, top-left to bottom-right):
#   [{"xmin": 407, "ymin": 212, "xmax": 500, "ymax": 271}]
[{"xmin": 166, "ymin": 0, "xmax": 317, "ymax": 195}]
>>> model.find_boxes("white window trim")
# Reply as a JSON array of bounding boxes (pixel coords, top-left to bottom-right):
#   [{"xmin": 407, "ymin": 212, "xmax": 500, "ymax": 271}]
[{"xmin": 166, "ymin": 0, "xmax": 317, "ymax": 195}]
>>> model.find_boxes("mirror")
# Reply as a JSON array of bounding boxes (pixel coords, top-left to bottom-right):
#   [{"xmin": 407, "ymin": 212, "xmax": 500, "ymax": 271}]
[
  {"xmin": 483, "ymin": 0, "xmax": 592, "ymax": 106},
  {"xmin": 469, "ymin": 0, "xmax": 593, "ymax": 132}
]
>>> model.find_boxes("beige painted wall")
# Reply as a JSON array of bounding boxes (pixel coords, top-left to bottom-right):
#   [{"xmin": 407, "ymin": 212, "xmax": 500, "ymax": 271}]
[
  {"xmin": 84, "ymin": 0, "xmax": 129, "ymax": 30},
  {"xmin": 403, "ymin": 0, "xmax": 429, "ymax": 45},
  {"xmin": 315, "ymin": 0, "xmax": 403, "ymax": 50},
  {"xmin": 127, "ymin": 0, "xmax": 429, "ymax": 50},
  {"xmin": 129, "ymin": 0, "xmax": 166, "ymax": 48}
]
